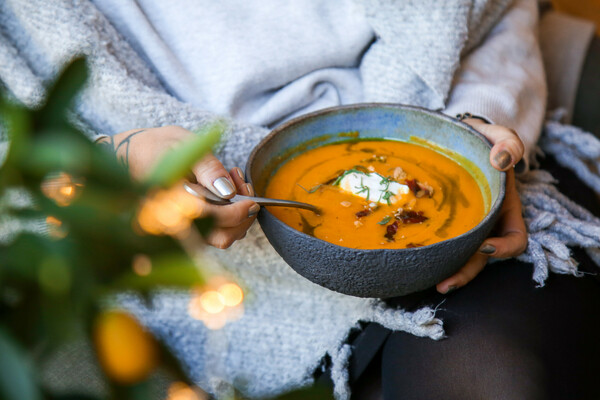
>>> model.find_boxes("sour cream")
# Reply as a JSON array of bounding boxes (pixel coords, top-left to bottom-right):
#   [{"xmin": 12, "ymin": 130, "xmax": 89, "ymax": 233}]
[{"xmin": 338, "ymin": 171, "xmax": 409, "ymax": 205}]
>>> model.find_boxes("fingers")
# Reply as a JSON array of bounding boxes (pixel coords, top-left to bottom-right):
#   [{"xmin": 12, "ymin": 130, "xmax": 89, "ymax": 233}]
[
  {"xmin": 206, "ymin": 219, "xmax": 255, "ymax": 249},
  {"xmin": 196, "ymin": 166, "xmax": 259, "ymax": 249},
  {"xmin": 199, "ymin": 199, "xmax": 259, "ymax": 227},
  {"xmin": 229, "ymin": 167, "xmax": 255, "ymax": 197},
  {"xmin": 436, "ymin": 253, "xmax": 488, "ymax": 294},
  {"xmin": 192, "ymin": 153, "xmax": 237, "ymax": 199},
  {"xmin": 436, "ymin": 170, "xmax": 528, "ymax": 294},
  {"xmin": 464, "ymin": 119, "xmax": 524, "ymax": 171},
  {"xmin": 477, "ymin": 169, "xmax": 527, "ymax": 258}
]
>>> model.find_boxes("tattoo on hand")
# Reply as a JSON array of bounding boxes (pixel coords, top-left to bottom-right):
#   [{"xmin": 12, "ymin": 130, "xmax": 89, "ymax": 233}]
[{"xmin": 115, "ymin": 129, "xmax": 146, "ymax": 167}]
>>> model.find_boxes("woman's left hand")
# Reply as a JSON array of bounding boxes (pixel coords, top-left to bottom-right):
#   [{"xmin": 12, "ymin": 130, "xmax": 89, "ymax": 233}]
[{"xmin": 436, "ymin": 119, "xmax": 528, "ymax": 294}]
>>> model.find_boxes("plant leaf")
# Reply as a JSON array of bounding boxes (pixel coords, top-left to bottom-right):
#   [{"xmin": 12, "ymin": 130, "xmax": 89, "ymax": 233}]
[
  {"xmin": 36, "ymin": 58, "xmax": 88, "ymax": 131},
  {"xmin": 0, "ymin": 328, "xmax": 43, "ymax": 400},
  {"xmin": 145, "ymin": 122, "xmax": 224, "ymax": 188}
]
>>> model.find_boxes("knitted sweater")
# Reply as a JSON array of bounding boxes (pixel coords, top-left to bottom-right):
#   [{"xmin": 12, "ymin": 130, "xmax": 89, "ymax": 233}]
[{"xmin": 1, "ymin": 1, "xmax": 600, "ymax": 399}]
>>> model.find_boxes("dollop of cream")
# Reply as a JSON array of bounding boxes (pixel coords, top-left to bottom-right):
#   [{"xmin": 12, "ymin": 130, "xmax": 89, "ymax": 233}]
[{"xmin": 338, "ymin": 171, "xmax": 409, "ymax": 205}]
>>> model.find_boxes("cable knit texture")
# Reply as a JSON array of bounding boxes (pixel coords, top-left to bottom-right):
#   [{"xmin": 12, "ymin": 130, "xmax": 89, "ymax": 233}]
[{"xmin": 1, "ymin": 1, "xmax": 599, "ymax": 399}]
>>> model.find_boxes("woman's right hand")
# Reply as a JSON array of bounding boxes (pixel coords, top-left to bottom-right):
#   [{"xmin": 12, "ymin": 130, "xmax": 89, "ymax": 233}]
[{"xmin": 98, "ymin": 125, "xmax": 259, "ymax": 249}]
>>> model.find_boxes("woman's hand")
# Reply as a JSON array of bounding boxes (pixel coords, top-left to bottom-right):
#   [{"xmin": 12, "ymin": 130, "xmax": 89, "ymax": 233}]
[
  {"xmin": 98, "ymin": 126, "xmax": 259, "ymax": 249},
  {"xmin": 436, "ymin": 119, "xmax": 528, "ymax": 294}
]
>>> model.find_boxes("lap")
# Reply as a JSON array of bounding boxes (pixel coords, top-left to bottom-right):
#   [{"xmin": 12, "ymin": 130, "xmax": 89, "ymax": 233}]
[{"xmin": 378, "ymin": 255, "xmax": 600, "ymax": 400}]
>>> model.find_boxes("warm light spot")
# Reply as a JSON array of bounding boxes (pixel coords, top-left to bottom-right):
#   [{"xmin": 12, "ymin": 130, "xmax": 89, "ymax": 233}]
[
  {"xmin": 132, "ymin": 254, "xmax": 152, "ymax": 276},
  {"xmin": 187, "ymin": 279, "xmax": 246, "ymax": 329},
  {"xmin": 187, "ymin": 295, "xmax": 205, "ymax": 321},
  {"xmin": 46, "ymin": 216, "xmax": 68, "ymax": 239},
  {"xmin": 201, "ymin": 313, "xmax": 228, "ymax": 330},
  {"xmin": 59, "ymin": 184, "xmax": 74, "ymax": 197},
  {"xmin": 41, "ymin": 172, "xmax": 82, "ymax": 206},
  {"xmin": 94, "ymin": 311, "xmax": 158, "ymax": 384},
  {"xmin": 166, "ymin": 382, "xmax": 208, "ymax": 400},
  {"xmin": 199, "ymin": 290, "xmax": 225, "ymax": 314},
  {"xmin": 136, "ymin": 184, "xmax": 204, "ymax": 236},
  {"xmin": 218, "ymin": 283, "xmax": 243, "ymax": 307}
]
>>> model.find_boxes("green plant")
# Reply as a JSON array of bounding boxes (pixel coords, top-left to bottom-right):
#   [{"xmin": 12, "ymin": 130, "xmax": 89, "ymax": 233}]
[
  {"xmin": 0, "ymin": 58, "xmax": 222, "ymax": 400},
  {"xmin": 0, "ymin": 58, "xmax": 333, "ymax": 400}
]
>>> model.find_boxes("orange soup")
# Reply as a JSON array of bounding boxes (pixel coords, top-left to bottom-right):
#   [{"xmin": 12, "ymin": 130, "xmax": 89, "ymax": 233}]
[{"xmin": 264, "ymin": 139, "xmax": 487, "ymax": 249}]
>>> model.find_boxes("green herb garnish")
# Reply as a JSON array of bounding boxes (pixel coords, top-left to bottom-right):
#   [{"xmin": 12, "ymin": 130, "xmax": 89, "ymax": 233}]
[
  {"xmin": 382, "ymin": 190, "xmax": 394, "ymax": 205},
  {"xmin": 332, "ymin": 168, "xmax": 367, "ymax": 186},
  {"xmin": 297, "ymin": 183, "xmax": 323, "ymax": 193},
  {"xmin": 355, "ymin": 176, "xmax": 370, "ymax": 201},
  {"xmin": 309, "ymin": 184, "xmax": 322, "ymax": 193},
  {"xmin": 378, "ymin": 216, "xmax": 392, "ymax": 225},
  {"xmin": 377, "ymin": 175, "xmax": 394, "ymax": 205}
]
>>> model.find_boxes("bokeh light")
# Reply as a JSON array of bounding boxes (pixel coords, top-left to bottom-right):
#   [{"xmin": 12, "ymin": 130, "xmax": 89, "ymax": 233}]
[
  {"xmin": 218, "ymin": 283, "xmax": 244, "ymax": 307},
  {"xmin": 187, "ymin": 280, "xmax": 245, "ymax": 330},
  {"xmin": 132, "ymin": 254, "xmax": 152, "ymax": 276},
  {"xmin": 166, "ymin": 382, "xmax": 208, "ymax": 400},
  {"xmin": 41, "ymin": 172, "xmax": 83, "ymax": 206},
  {"xmin": 199, "ymin": 290, "xmax": 225, "ymax": 314},
  {"xmin": 46, "ymin": 216, "xmax": 68, "ymax": 239},
  {"xmin": 137, "ymin": 184, "xmax": 204, "ymax": 236}
]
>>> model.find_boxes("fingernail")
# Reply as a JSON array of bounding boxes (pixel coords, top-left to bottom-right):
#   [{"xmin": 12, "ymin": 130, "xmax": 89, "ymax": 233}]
[
  {"xmin": 445, "ymin": 285, "xmax": 458, "ymax": 294},
  {"xmin": 494, "ymin": 150, "xmax": 512, "ymax": 170},
  {"xmin": 479, "ymin": 244, "xmax": 496, "ymax": 255},
  {"xmin": 234, "ymin": 167, "xmax": 245, "ymax": 181},
  {"xmin": 245, "ymin": 183, "xmax": 255, "ymax": 197},
  {"xmin": 213, "ymin": 177, "xmax": 235, "ymax": 197},
  {"xmin": 248, "ymin": 203, "xmax": 260, "ymax": 217}
]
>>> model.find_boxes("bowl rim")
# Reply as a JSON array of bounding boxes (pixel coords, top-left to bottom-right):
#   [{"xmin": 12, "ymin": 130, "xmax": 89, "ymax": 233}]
[{"xmin": 247, "ymin": 102, "xmax": 507, "ymax": 254}]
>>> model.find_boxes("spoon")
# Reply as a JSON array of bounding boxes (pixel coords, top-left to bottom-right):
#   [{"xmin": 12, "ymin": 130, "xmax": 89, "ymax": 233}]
[{"xmin": 183, "ymin": 182, "xmax": 321, "ymax": 214}]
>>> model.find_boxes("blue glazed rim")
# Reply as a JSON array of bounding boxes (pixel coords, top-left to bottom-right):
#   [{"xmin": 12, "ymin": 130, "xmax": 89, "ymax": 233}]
[{"xmin": 246, "ymin": 103, "xmax": 507, "ymax": 256}]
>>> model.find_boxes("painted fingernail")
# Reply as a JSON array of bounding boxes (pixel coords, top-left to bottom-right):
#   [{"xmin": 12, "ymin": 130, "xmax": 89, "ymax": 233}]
[
  {"xmin": 248, "ymin": 203, "xmax": 260, "ymax": 217},
  {"xmin": 479, "ymin": 244, "xmax": 496, "ymax": 255},
  {"xmin": 234, "ymin": 167, "xmax": 245, "ymax": 181},
  {"xmin": 494, "ymin": 150, "xmax": 512, "ymax": 170},
  {"xmin": 213, "ymin": 177, "xmax": 235, "ymax": 197},
  {"xmin": 445, "ymin": 285, "xmax": 458, "ymax": 294},
  {"xmin": 245, "ymin": 183, "xmax": 255, "ymax": 197}
]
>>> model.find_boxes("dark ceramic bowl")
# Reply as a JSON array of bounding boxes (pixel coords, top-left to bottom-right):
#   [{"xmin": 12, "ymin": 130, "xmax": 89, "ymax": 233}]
[{"xmin": 246, "ymin": 104, "xmax": 505, "ymax": 298}]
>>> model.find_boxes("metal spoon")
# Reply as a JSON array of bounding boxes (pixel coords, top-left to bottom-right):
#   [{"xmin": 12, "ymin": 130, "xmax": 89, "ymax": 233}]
[{"xmin": 183, "ymin": 182, "xmax": 321, "ymax": 214}]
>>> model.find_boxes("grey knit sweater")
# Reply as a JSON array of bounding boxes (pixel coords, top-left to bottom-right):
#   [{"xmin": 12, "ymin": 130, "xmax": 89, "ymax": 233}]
[{"xmin": 1, "ymin": 1, "xmax": 600, "ymax": 399}]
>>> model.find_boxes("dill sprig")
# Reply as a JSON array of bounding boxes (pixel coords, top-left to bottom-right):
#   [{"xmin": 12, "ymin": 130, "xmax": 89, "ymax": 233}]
[
  {"xmin": 354, "ymin": 176, "xmax": 370, "ymax": 201},
  {"xmin": 332, "ymin": 168, "xmax": 367, "ymax": 186}
]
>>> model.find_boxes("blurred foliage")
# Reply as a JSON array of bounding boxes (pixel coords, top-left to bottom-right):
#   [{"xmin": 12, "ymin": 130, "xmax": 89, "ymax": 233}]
[{"xmin": 0, "ymin": 58, "xmax": 334, "ymax": 400}]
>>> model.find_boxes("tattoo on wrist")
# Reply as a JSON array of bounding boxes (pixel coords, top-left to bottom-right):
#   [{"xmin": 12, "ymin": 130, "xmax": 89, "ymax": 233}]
[
  {"xmin": 96, "ymin": 135, "xmax": 115, "ymax": 153},
  {"xmin": 114, "ymin": 129, "xmax": 146, "ymax": 168}
]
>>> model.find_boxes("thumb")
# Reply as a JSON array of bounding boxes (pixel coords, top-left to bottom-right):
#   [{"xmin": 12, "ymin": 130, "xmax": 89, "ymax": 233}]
[{"xmin": 192, "ymin": 153, "xmax": 236, "ymax": 199}]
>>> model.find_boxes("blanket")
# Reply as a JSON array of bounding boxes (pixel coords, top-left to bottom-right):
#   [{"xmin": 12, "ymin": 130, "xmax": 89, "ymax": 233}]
[{"xmin": 1, "ymin": 1, "xmax": 599, "ymax": 399}]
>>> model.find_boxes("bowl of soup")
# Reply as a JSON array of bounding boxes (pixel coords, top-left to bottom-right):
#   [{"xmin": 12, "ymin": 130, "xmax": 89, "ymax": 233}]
[{"xmin": 246, "ymin": 103, "xmax": 505, "ymax": 298}]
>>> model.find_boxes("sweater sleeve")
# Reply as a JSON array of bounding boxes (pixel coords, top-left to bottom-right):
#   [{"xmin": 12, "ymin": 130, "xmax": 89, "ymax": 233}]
[{"xmin": 443, "ymin": 0, "xmax": 547, "ymax": 170}]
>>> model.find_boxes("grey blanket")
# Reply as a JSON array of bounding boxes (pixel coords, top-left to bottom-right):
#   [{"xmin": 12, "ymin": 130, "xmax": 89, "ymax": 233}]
[{"xmin": 1, "ymin": 1, "xmax": 599, "ymax": 399}]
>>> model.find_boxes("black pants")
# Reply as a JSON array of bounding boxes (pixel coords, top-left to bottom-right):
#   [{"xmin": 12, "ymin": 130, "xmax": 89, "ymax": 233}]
[{"xmin": 344, "ymin": 37, "xmax": 600, "ymax": 400}]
